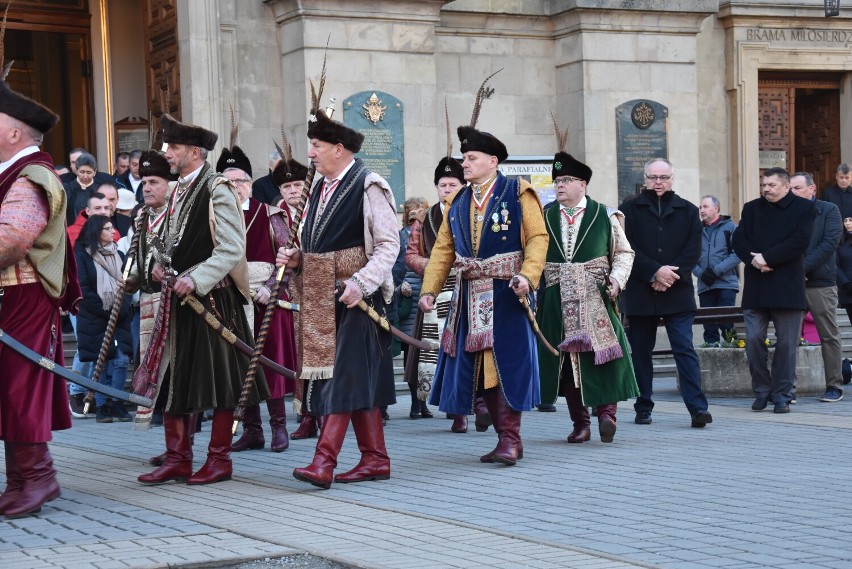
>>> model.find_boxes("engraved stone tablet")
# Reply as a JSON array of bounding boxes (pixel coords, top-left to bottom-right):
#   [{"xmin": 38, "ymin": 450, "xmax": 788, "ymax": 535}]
[
  {"xmin": 344, "ymin": 91, "xmax": 405, "ymax": 210},
  {"xmin": 616, "ymin": 100, "xmax": 668, "ymax": 204}
]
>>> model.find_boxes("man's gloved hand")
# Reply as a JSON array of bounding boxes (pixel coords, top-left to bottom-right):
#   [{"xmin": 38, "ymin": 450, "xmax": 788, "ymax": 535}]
[{"xmin": 700, "ymin": 267, "xmax": 718, "ymax": 286}]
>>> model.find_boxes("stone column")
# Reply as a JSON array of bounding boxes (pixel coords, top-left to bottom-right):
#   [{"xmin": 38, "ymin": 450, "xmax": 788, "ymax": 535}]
[{"xmin": 551, "ymin": 1, "xmax": 717, "ymax": 208}]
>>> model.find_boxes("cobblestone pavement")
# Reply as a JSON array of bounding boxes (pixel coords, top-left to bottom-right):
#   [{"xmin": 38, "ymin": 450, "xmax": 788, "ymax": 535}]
[{"xmin": 2, "ymin": 375, "xmax": 852, "ymax": 569}]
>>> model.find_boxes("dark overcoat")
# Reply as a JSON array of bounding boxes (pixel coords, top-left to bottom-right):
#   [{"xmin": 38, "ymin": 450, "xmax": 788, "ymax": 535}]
[
  {"xmin": 618, "ymin": 190, "xmax": 701, "ymax": 316},
  {"xmin": 732, "ymin": 191, "xmax": 816, "ymax": 310},
  {"xmin": 74, "ymin": 243, "xmax": 133, "ymax": 362},
  {"xmin": 803, "ymin": 199, "xmax": 841, "ymax": 288}
]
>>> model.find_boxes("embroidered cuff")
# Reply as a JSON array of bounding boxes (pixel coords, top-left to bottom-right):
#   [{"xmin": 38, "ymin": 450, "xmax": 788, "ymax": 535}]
[{"xmin": 349, "ymin": 275, "xmax": 370, "ymax": 298}]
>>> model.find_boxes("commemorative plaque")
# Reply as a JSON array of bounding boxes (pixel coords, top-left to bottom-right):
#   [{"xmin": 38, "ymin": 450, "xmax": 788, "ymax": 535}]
[
  {"xmin": 615, "ymin": 100, "xmax": 669, "ymax": 203},
  {"xmin": 344, "ymin": 91, "xmax": 405, "ymax": 210}
]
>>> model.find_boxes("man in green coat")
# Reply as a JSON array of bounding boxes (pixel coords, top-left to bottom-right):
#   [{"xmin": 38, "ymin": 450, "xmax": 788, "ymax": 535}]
[{"xmin": 536, "ymin": 152, "xmax": 639, "ymax": 443}]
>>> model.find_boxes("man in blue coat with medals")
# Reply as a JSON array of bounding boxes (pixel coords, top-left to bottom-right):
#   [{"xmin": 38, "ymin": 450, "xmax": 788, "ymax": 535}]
[
  {"xmin": 536, "ymin": 151, "xmax": 639, "ymax": 444},
  {"xmin": 419, "ymin": 94, "xmax": 548, "ymax": 466}
]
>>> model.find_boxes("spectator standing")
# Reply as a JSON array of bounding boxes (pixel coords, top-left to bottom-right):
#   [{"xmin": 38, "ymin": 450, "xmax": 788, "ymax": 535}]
[
  {"xmin": 63, "ymin": 152, "xmax": 101, "ymax": 225},
  {"xmin": 116, "ymin": 149, "xmax": 144, "ymax": 201},
  {"xmin": 74, "ymin": 215, "xmax": 133, "ymax": 423},
  {"xmin": 732, "ymin": 167, "xmax": 816, "ymax": 414},
  {"xmin": 790, "ymin": 172, "xmax": 843, "ymax": 402},
  {"xmin": 252, "ymin": 150, "xmax": 283, "ymax": 205},
  {"xmin": 113, "ymin": 151, "xmax": 130, "ymax": 177},
  {"xmin": 822, "ymin": 163, "xmax": 852, "ymax": 219},
  {"xmin": 835, "ymin": 216, "xmax": 852, "ymax": 327},
  {"xmin": 619, "ymin": 158, "xmax": 713, "ymax": 428},
  {"xmin": 693, "ymin": 195, "xmax": 741, "ymax": 344}
]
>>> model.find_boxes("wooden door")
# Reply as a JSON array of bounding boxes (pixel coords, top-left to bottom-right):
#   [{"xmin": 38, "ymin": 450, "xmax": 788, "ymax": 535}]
[
  {"xmin": 796, "ymin": 91, "xmax": 841, "ymax": 195},
  {"xmin": 145, "ymin": 0, "xmax": 180, "ymax": 147},
  {"xmin": 758, "ymin": 86, "xmax": 793, "ymax": 174}
]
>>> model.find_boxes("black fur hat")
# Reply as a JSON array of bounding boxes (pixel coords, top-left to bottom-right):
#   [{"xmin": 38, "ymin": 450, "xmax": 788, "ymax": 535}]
[
  {"xmin": 0, "ymin": 79, "xmax": 59, "ymax": 134},
  {"xmin": 306, "ymin": 109, "xmax": 364, "ymax": 153},
  {"xmin": 216, "ymin": 145, "xmax": 252, "ymax": 177},
  {"xmin": 273, "ymin": 158, "xmax": 309, "ymax": 186},
  {"xmin": 457, "ymin": 126, "xmax": 508, "ymax": 164},
  {"xmin": 552, "ymin": 151, "xmax": 592, "ymax": 183},
  {"xmin": 160, "ymin": 113, "xmax": 218, "ymax": 150},
  {"xmin": 433, "ymin": 156, "xmax": 465, "ymax": 186},
  {"xmin": 138, "ymin": 150, "xmax": 177, "ymax": 182}
]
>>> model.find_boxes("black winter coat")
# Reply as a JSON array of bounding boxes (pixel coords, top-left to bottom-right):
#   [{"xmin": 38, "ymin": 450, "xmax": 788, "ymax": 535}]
[
  {"xmin": 74, "ymin": 243, "xmax": 133, "ymax": 363},
  {"xmin": 732, "ymin": 191, "xmax": 816, "ymax": 310},
  {"xmin": 804, "ymin": 200, "xmax": 841, "ymax": 288},
  {"xmin": 619, "ymin": 190, "xmax": 702, "ymax": 316},
  {"xmin": 823, "ymin": 185, "xmax": 852, "ymax": 220},
  {"xmin": 835, "ymin": 235, "xmax": 852, "ymax": 306}
]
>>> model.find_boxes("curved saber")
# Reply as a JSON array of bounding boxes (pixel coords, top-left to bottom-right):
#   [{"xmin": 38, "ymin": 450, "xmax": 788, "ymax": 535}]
[
  {"xmin": 511, "ymin": 277, "xmax": 559, "ymax": 357},
  {"xmin": 0, "ymin": 328, "xmax": 154, "ymax": 407}
]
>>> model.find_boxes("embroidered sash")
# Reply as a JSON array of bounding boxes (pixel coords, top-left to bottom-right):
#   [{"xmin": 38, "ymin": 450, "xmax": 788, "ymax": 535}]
[
  {"xmin": 442, "ymin": 250, "xmax": 523, "ymax": 356},
  {"xmin": 544, "ymin": 255, "xmax": 622, "ymax": 365}
]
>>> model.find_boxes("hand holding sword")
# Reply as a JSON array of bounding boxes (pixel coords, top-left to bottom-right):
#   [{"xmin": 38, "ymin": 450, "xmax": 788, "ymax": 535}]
[{"xmin": 511, "ymin": 276, "xmax": 559, "ymax": 357}]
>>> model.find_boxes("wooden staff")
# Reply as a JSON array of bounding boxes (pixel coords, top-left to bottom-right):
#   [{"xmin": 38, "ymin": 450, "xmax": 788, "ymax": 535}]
[
  {"xmin": 83, "ymin": 216, "xmax": 144, "ymax": 414},
  {"xmin": 232, "ymin": 106, "xmax": 334, "ymax": 433}
]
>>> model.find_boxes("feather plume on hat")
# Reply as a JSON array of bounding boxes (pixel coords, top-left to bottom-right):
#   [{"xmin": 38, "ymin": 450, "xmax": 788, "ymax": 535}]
[
  {"xmin": 457, "ymin": 69, "xmax": 508, "ymax": 163},
  {"xmin": 550, "ymin": 110, "xmax": 591, "ymax": 183}
]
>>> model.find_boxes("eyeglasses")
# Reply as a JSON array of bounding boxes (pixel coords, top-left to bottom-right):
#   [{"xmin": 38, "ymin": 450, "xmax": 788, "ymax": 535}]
[
  {"xmin": 229, "ymin": 178, "xmax": 252, "ymax": 185},
  {"xmin": 644, "ymin": 175, "xmax": 672, "ymax": 182},
  {"xmin": 553, "ymin": 176, "xmax": 584, "ymax": 186}
]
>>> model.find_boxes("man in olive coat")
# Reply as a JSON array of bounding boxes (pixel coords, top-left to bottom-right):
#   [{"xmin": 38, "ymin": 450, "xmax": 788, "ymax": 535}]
[
  {"xmin": 619, "ymin": 158, "xmax": 712, "ymax": 428},
  {"xmin": 732, "ymin": 167, "xmax": 816, "ymax": 414}
]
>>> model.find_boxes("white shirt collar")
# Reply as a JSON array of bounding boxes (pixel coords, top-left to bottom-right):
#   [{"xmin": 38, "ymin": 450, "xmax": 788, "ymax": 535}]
[
  {"xmin": 560, "ymin": 195, "xmax": 587, "ymax": 211},
  {"xmin": 178, "ymin": 163, "xmax": 205, "ymax": 186},
  {"xmin": 325, "ymin": 159, "xmax": 356, "ymax": 184},
  {"xmin": 0, "ymin": 146, "xmax": 39, "ymax": 175}
]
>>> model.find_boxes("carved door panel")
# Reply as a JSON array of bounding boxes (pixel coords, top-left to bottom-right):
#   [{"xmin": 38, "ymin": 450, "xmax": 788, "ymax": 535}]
[
  {"xmin": 145, "ymin": 0, "xmax": 180, "ymax": 146},
  {"xmin": 796, "ymin": 91, "xmax": 840, "ymax": 195},
  {"xmin": 758, "ymin": 87, "xmax": 793, "ymax": 172}
]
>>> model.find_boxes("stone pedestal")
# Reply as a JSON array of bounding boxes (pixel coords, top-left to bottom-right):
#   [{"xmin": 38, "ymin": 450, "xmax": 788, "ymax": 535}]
[{"xmin": 696, "ymin": 346, "xmax": 825, "ymax": 397}]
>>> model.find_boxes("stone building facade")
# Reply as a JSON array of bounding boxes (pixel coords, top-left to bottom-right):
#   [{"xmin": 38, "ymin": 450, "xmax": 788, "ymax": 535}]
[{"xmin": 12, "ymin": 0, "xmax": 852, "ymax": 216}]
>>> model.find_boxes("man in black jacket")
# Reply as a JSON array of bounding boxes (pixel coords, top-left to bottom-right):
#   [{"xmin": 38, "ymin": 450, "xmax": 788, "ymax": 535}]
[
  {"xmin": 733, "ymin": 167, "xmax": 816, "ymax": 414},
  {"xmin": 822, "ymin": 163, "xmax": 852, "ymax": 218},
  {"xmin": 790, "ymin": 172, "xmax": 843, "ymax": 402},
  {"xmin": 619, "ymin": 158, "xmax": 712, "ymax": 428}
]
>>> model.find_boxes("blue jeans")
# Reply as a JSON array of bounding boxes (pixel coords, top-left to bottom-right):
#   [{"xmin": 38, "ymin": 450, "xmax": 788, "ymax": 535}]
[
  {"xmin": 94, "ymin": 350, "xmax": 130, "ymax": 407},
  {"xmin": 698, "ymin": 288, "xmax": 737, "ymax": 343},
  {"xmin": 627, "ymin": 312, "xmax": 709, "ymax": 415},
  {"xmin": 68, "ymin": 314, "xmax": 87, "ymax": 396}
]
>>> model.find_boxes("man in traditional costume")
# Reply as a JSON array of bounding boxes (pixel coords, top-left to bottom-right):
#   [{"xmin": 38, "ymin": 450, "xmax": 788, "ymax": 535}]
[
  {"xmin": 418, "ymin": 78, "xmax": 548, "ymax": 466},
  {"xmin": 277, "ymin": 98, "xmax": 399, "ymax": 489},
  {"xmin": 405, "ymin": 146, "xmax": 491, "ymax": 434},
  {"xmin": 129, "ymin": 150, "xmax": 178, "ymax": 444},
  {"xmin": 0, "ymin": 68, "xmax": 80, "ymax": 517},
  {"xmin": 132, "ymin": 114, "xmax": 268, "ymax": 486},
  {"xmin": 535, "ymin": 150, "xmax": 638, "ymax": 444},
  {"xmin": 216, "ymin": 142, "xmax": 297, "ymax": 453}
]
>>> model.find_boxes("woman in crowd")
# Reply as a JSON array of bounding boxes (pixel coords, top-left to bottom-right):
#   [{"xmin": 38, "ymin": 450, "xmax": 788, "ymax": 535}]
[
  {"xmin": 64, "ymin": 152, "xmax": 102, "ymax": 225},
  {"xmin": 75, "ymin": 215, "xmax": 134, "ymax": 423}
]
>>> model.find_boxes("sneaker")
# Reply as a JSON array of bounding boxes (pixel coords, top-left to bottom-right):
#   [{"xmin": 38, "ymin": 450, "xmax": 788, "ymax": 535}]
[
  {"xmin": 634, "ymin": 411, "xmax": 652, "ymax": 425},
  {"xmin": 96, "ymin": 404, "xmax": 113, "ymax": 423},
  {"xmin": 69, "ymin": 393, "xmax": 88, "ymax": 419},
  {"xmin": 820, "ymin": 388, "xmax": 844, "ymax": 402},
  {"xmin": 111, "ymin": 400, "xmax": 133, "ymax": 422}
]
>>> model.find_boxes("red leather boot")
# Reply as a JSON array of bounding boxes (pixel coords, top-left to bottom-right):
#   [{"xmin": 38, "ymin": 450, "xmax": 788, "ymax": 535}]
[
  {"xmin": 565, "ymin": 385, "xmax": 591, "ymax": 443},
  {"xmin": 232, "ymin": 404, "xmax": 265, "ymax": 452},
  {"xmin": 334, "ymin": 408, "xmax": 390, "ymax": 483},
  {"xmin": 267, "ymin": 397, "xmax": 289, "ymax": 452},
  {"xmin": 187, "ymin": 409, "xmax": 234, "ymax": 485},
  {"xmin": 450, "ymin": 414, "xmax": 468, "ymax": 433},
  {"xmin": 474, "ymin": 395, "xmax": 492, "ymax": 432},
  {"xmin": 149, "ymin": 412, "xmax": 198, "ymax": 466},
  {"xmin": 139, "ymin": 413, "xmax": 193, "ymax": 484},
  {"xmin": 4, "ymin": 443, "xmax": 61, "ymax": 518},
  {"xmin": 597, "ymin": 403, "xmax": 618, "ymax": 443},
  {"xmin": 291, "ymin": 414, "xmax": 318, "ymax": 440},
  {"xmin": 0, "ymin": 442, "xmax": 24, "ymax": 514},
  {"xmin": 479, "ymin": 389, "xmax": 523, "ymax": 464},
  {"xmin": 293, "ymin": 412, "xmax": 351, "ymax": 489}
]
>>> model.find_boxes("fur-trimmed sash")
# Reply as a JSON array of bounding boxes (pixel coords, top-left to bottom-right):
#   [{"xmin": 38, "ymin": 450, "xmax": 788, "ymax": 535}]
[
  {"xmin": 543, "ymin": 256, "xmax": 622, "ymax": 365},
  {"xmin": 442, "ymin": 250, "xmax": 523, "ymax": 356}
]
